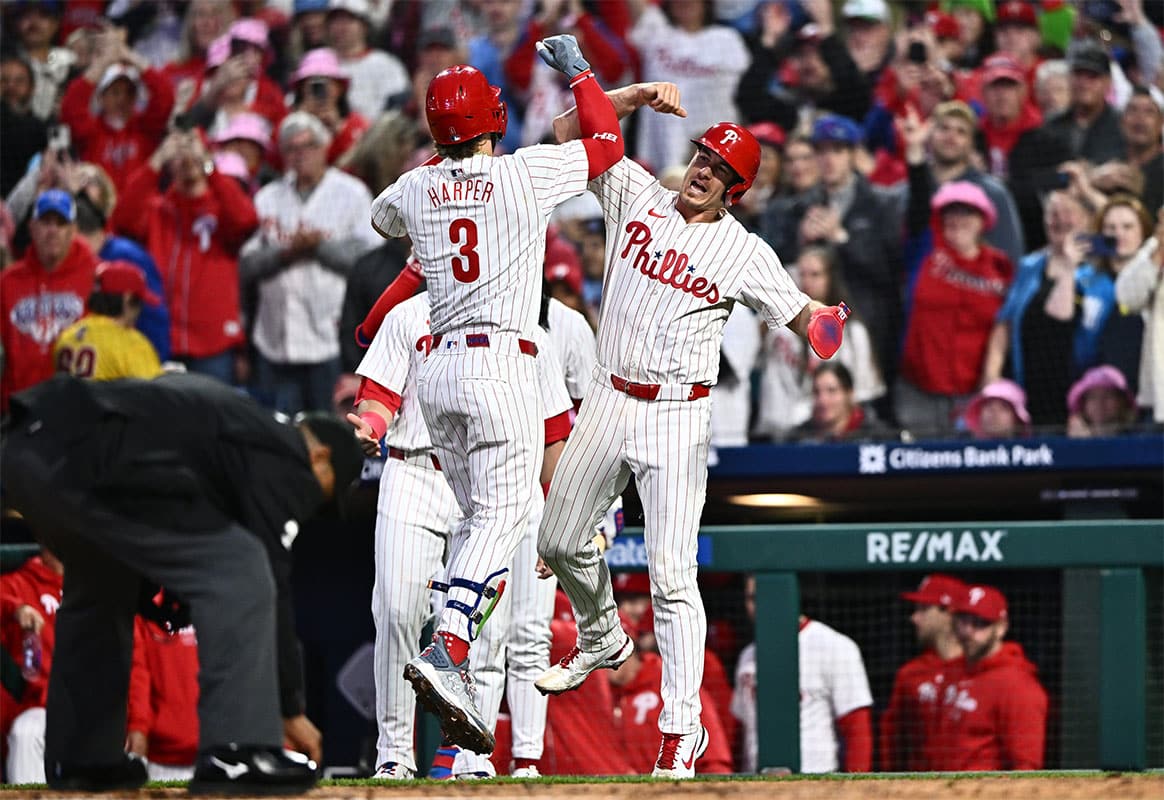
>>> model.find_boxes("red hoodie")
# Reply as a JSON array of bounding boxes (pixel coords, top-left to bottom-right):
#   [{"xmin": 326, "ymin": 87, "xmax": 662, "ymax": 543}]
[
  {"xmin": 0, "ymin": 557, "xmax": 64, "ymax": 738},
  {"xmin": 611, "ymin": 651, "xmax": 734, "ymax": 774},
  {"xmin": 0, "ymin": 237, "xmax": 99, "ymax": 408},
  {"xmin": 900, "ymin": 215, "xmax": 1013, "ymax": 396},
  {"xmin": 928, "ymin": 642, "xmax": 1047, "ymax": 771},
  {"xmin": 127, "ymin": 617, "xmax": 200, "ymax": 766},
  {"xmin": 112, "ymin": 164, "xmax": 258, "ymax": 358},
  {"xmin": 879, "ymin": 649, "xmax": 963, "ymax": 771},
  {"xmin": 982, "ymin": 102, "xmax": 1043, "ymax": 179},
  {"xmin": 59, "ymin": 68, "xmax": 176, "ymax": 195}
]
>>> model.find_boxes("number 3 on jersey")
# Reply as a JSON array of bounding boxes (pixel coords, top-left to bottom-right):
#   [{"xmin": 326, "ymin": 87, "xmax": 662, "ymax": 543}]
[{"xmin": 449, "ymin": 218, "xmax": 480, "ymax": 283}]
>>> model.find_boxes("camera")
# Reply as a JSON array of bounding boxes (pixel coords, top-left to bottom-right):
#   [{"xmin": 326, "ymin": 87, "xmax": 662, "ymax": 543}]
[
  {"xmin": 907, "ymin": 41, "xmax": 928, "ymax": 65},
  {"xmin": 307, "ymin": 79, "xmax": 329, "ymax": 101}
]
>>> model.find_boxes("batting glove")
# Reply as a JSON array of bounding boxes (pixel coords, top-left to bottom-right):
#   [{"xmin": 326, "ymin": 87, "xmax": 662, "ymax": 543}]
[
  {"xmin": 807, "ymin": 301, "xmax": 850, "ymax": 360},
  {"xmin": 536, "ymin": 34, "xmax": 591, "ymax": 81}
]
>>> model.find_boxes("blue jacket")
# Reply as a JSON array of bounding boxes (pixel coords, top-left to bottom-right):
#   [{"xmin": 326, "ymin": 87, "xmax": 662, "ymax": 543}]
[
  {"xmin": 996, "ymin": 250, "xmax": 1114, "ymax": 385},
  {"xmin": 100, "ymin": 236, "xmax": 171, "ymax": 361}
]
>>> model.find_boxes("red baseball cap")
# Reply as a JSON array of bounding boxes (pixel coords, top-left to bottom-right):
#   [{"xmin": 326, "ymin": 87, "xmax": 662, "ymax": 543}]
[
  {"xmin": 613, "ymin": 572, "xmax": 651, "ymax": 597},
  {"xmin": 747, "ymin": 121, "xmax": 786, "ymax": 150},
  {"xmin": 544, "ymin": 237, "xmax": 583, "ymax": 295},
  {"xmin": 952, "ymin": 584, "xmax": 1009, "ymax": 622},
  {"xmin": 94, "ymin": 261, "xmax": 161, "ymax": 306},
  {"xmin": 982, "ymin": 54, "xmax": 1027, "ymax": 86},
  {"xmin": 997, "ymin": 0, "xmax": 1037, "ymax": 27},
  {"xmin": 901, "ymin": 573, "xmax": 967, "ymax": 608}
]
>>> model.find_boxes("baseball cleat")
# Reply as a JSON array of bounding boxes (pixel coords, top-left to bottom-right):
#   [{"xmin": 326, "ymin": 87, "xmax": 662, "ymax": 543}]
[
  {"xmin": 511, "ymin": 765, "xmax": 541, "ymax": 778},
  {"xmin": 651, "ymin": 726, "xmax": 709, "ymax": 779},
  {"xmin": 188, "ymin": 744, "xmax": 317, "ymax": 795},
  {"xmin": 534, "ymin": 632, "xmax": 634, "ymax": 695},
  {"xmin": 403, "ymin": 635, "xmax": 495, "ymax": 754},
  {"xmin": 371, "ymin": 762, "xmax": 415, "ymax": 780}
]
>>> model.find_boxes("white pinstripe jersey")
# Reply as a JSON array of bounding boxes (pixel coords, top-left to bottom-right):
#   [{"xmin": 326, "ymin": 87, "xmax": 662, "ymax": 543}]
[
  {"xmin": 370, "ymin": 141, "xmax": 591, "ymax": 337},
  {"xmin": 246, "ymin": 168, "xmax": 380, "ymax": 363},
  {"xmin": 355, "ymin": 292, "xmax": 433, "ymax": 452},
  {"xmin": 356, "ymin": 292, "xmax": 573, "ymax": 451},
  {"xmin": 546, "ymin": 298, "xmax": 597, "ymax": 401},
  {"xmin": 589, "ymin": 158, "xmax": 810, "ymax": 385}
]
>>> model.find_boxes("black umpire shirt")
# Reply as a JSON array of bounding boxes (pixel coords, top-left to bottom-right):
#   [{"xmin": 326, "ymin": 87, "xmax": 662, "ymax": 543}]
[{"xmin": 5, "ymin": 373, "xmax": 323, "ymax": 718}]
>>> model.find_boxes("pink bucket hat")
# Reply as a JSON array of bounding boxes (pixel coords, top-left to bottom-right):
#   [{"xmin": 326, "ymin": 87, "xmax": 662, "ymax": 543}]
[
  {"xmin": 292, "ymin": 48, "xmax": 349, "ymax": 86},
  {"xmin": 206, "ymin": 34, "xmax": 230, "ymax": 70},
  {"xmin": 213, "ymin": 150, "xmax": 251, "ymax": 181},
  {"xmin": 212, "ymin": 112, "xmax": 272, "ymax": 151},
  {"xmin": 1067, "ymin": 365, "xmax": 1136, "ymax": 415},
  {"xmin": 932, "ymin": 180, "xmax": 998, "ymax": 231},
  {"xmin": 964, "ymin": 378, "xmax": 1031, "ymax": 435},
  {"xmin": 229, "ymin": 18, "xmax": 270, "ymax": 51}
]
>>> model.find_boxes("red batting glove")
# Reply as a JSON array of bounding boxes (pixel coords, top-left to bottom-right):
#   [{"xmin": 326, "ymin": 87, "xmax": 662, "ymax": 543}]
[{"xmin": 807, "ymin": 301, "xmax": 850, "ymax": 360}]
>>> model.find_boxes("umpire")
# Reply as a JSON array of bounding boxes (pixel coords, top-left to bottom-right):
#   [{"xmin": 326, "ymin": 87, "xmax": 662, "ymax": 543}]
[{"xmin": 1, "ymin": 372, "xmax": 363, "ymax": 794}]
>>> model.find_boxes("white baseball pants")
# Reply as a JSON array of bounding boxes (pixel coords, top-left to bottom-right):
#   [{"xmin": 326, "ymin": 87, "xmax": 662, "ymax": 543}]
[
  {"xmin": 539, "ymin": 373, "xmax": 711, "ymax": 735},
  {"xmin": 5, "ymin": 706, "xmax": 45, "ymax": 784}
]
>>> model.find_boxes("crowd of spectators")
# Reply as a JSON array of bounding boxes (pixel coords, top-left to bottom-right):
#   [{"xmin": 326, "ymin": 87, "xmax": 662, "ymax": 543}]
[{"xmin": 2, "ymin": 0, "xmax": 1162, "ymax": 443}]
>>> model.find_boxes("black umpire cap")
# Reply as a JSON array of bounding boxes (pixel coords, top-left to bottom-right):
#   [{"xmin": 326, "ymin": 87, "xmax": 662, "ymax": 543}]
[{"xmin": 295, "ymin": 412, "xmax": 364, "ymax": 517}]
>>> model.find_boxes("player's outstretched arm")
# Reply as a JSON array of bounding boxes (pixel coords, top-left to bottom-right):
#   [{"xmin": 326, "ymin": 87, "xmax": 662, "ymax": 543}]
[
  {"xmin": 347, "ymin": 379, "xmax": 400, "ymax": 457},
  {"xmin": 552, "ymin": 82, "xmax": 686, "ymax": 144},
  {"xmin": 789, "ymin": 300, "xmax": 852, "ymax": 360},
  {"xmin": 537, "ymin": 34, "xmax": 628, "ymax": 178}
]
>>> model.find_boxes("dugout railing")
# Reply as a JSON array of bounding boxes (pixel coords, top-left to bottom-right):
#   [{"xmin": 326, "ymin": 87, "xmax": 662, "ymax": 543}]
[{"xmin": 607, "ymin": 519, "xmax": 1164, "ymax": 773}]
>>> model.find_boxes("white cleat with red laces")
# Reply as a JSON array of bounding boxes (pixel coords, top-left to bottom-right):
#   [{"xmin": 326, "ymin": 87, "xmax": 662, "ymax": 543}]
[
  {"xmin": 533, "ymin": 632, "xmax": 634, "ymax": 695},
  {"xmin": 651, "ymin": 727, "xmax": 709, "ymax": 779}
]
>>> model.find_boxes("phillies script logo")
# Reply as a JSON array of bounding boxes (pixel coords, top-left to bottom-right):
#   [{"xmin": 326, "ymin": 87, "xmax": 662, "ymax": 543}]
[
  {"xmin": 10, "ymin": 291, "xmax": 85, "ymax": 346},
  {"xmin": 621, "ymin": 221, "xmax": 720, "ymax": 304}
]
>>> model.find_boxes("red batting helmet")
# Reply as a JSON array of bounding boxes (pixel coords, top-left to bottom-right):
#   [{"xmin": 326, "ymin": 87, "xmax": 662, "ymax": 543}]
[
  {"xmin": 425, "ymin": 65, "xmax": 507, "ymax": 146},
  {"xmin": 689, "ymin": 122, "xmax": 760, "ymax": 206}
]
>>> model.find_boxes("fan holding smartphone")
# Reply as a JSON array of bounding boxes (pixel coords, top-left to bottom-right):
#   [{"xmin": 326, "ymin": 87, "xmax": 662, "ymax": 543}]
[{"xmin": 288, "ymin": 49, "xmax": 370, "ymax": 166}]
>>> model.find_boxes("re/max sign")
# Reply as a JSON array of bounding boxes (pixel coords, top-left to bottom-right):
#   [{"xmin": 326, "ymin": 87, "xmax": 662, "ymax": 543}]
[{"xmin": 866, "ymin": 530, "xmax": 1007, "ymax": 564}]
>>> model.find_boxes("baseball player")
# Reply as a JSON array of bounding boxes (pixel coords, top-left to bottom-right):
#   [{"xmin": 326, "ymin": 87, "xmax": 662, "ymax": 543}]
[
  {"xmin": 535, "ymin": 84, "xmax": 853, "ymax": 778},
  {"xmin": 53, "ymin": 261, "xmax": 163, "ymax": 381},
  {"xmin": 350, "ymin": 290, "xmax": 575, "ymax": 777},
  {"xmin": 880, "ymin": 574, "xmax": 967, "ymax": 771},
  {"xmin": 365, "ymin": 35, "xmax": 624, "ymax": 752}
]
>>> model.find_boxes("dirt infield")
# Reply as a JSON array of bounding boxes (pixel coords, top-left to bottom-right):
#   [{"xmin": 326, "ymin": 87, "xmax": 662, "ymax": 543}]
[{"xmin": 5, "ymin": 774, "xmax": 1162, "ymax": 800}]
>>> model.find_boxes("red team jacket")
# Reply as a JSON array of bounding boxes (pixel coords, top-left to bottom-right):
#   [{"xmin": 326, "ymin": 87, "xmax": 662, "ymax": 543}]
[
  {"xmin": 58, "ymin": 67, "xmax": 175, "ymax": 195},
  {"xmin": 113, "ymin": 164, "xmax": 258, "ymax": 359},
  {"xmin": 928, "ymin": 642, "xmax": 1047, "ymax": 771},
  {"xmin": 879, "ymin": 649, "xmax": 962, "ymax": 771},
  {"xmin": 612, "ymin": 652, "xmax": 733, "ymax": 775},
  {"xmin": 127, "ymin": 617, "xmax": 200, "ymax": 766},
  {"xmin": 0, "ymin": 238, "xmax": 99, "ymax": 408},
  {"xmin": 0, "ymin": 557, "xmax": 64, "ymax": 739},
  {"xmin": 543, "ymin": 619, "xmax": 632, "ymax": 775}
]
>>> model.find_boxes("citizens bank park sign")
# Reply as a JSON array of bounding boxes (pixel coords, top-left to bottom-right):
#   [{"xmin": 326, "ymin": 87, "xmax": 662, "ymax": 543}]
[{"xmin": 857, "ymin": 442, "xmax": 1053, "ymax": 474}]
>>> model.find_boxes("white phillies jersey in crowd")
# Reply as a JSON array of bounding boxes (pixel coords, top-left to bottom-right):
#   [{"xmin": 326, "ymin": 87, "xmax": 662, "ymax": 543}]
[
  {"xmin": 370, "ymin": 141, "xmax": 591, "ymax": 337},
  {"xmin": 356, "ymin": 292, "xmax": 573, "ymax": 450},
  {"xmin": 589, "ymin": 158, "xmax": 810, "ymax": 386},
  {"xmin": 247, "ymin": 168, "xmax": 380, "ymax": 363},
  {"xmin": 545, "ymin": 298, "xmax": 597, "ymax": 401},
  {"xmin": 731, "ymin": 621, "xmax": 873, "ymax": 774},
  {"xmin": 355, "ymin": 292, "xmax": 435, "ymax": 452}
]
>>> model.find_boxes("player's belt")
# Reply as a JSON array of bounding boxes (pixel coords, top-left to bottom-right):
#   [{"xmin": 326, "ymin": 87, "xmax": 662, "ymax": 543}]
[
  {"xmin": 387, "ymin": 447, "xmax": 442, "ymax": 471},
  {"xmin": 609, "ymin": 374, "xmax": 711, "ymax": 402},
  {"xmin": 429, "ymin": 333, "xmax": 538, "ymax": 357}
]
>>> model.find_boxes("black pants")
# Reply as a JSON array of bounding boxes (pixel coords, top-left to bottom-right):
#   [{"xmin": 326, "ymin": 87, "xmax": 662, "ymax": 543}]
[{"xmin": 1, "ymin": 426, "xmax": 284, "ymax": 770}]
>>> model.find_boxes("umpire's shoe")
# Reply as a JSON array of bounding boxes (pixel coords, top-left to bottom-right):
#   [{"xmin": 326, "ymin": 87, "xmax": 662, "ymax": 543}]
[
  {"xmin": 404, "ymin": 634, "xmax": 495, "ymax": 754},
  {"xmin": 188, "ymin": 744, "xmax": 317, "ymax": 795},
  {"xmin": 48, "ymin": 753, "xmax": 148, "ymax": 791},
  {"xmin": 534, "ymin": 631, "xmax": 634, "ymax": 695}
]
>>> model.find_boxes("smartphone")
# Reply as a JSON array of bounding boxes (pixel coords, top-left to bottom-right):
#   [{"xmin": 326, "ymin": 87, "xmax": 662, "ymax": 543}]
[
  {"xmin": 48, "ymin": 124, "xmax": 71, "ymax": 154},
  {"xmin": 230, "ymin": 37, "xmax": 248, "ymax": 57},
  {"xmin": 1052, "ymin": 171, "xmax": 1072, "ymax": 189},
  {"xmin": 907, "ymin": 41, "xmax": 928, "ymax": 65},
  {"xmin": 307, "ymin": 79, "xmax": 329, "ymax": 101},
  {"xmin": 1077, "ymin": 233, "xmax": 1118, "ymax": 258},
  {"xmin": 172, "ymin": 112, "xmax": 195, "ymax": 133}
]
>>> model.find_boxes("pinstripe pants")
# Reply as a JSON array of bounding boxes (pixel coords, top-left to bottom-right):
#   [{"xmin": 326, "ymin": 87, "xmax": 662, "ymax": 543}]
[
  {"xmin": 417, "ymin": 342, "xmax": 544, "ymax": 641},
  {"xmin": 371, "ymin": 456, "xmax": 461, "ymax": 771},
  {"xmin": 539, "ymin": 372, "xmax": 712, "ymax": 735}
]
